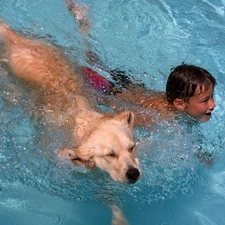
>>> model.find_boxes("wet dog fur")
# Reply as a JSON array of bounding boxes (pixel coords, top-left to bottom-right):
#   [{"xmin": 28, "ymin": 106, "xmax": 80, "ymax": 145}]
[{"xmin": 0, "ymin": 20, "xmax": 141, "ymax": 184}]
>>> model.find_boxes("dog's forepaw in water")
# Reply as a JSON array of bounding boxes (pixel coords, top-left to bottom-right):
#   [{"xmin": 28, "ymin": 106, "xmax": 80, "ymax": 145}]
[
  {"xmin": 110, "ymin": 205, "xmax": 129, "ymax": 225},
  {"xmin": 57, "ymin": 148, "xmax": 77, "ymax": 160}
]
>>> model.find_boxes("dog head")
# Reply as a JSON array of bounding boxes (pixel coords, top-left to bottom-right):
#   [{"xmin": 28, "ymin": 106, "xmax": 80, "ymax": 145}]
[{"xmin": 57, "ymin": 111, "xmax": 141, "ymax": 184}]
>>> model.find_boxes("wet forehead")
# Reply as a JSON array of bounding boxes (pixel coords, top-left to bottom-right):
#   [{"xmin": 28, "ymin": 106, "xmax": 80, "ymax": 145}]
[
  {"xmin": 96, "ymin": 124, "xmax": 134, "ymax": 148},
  {"xmin": 102, "ymin": 127, "xmax": 133, "ymax": 143}
]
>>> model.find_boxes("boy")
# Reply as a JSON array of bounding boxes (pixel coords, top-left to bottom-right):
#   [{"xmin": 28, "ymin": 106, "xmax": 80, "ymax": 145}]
[{"xmin": 90, "ymin": 63, "xmax": 216, "ymax": 125}]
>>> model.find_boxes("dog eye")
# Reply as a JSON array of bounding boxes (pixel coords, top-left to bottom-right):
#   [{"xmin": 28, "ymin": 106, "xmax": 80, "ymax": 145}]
[
  {"xmin": 107, "ymin": 152, "xmax": 116, "ymax": 157},
  {"xmin": 129, "ymin": 145, "xmax": 135, "ymax": 153}
]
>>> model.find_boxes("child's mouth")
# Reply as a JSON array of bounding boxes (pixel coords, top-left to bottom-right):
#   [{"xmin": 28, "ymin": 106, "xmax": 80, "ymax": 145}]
[{"xmin": 205, "ymin": 112, "xmax": 212, "ymax": 117}]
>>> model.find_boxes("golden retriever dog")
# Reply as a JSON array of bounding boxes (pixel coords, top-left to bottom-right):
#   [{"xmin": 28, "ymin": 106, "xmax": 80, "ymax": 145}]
[{"xmin": 0, "ymin": 20, "xmax": 141, "ymax": 184}]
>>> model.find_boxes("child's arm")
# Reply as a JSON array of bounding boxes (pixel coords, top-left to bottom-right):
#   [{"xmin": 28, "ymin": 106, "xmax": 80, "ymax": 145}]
[
  {"xmin": 98, "ymin": 88, "xmax": 173, "ymax": 126},
  {"xmin": 114, "ymin": 88, "xmax": 168, "ymax": 111},
  {"xmin": 98, "ymin": 94, "xmax": 155, "ymax": 126},
  {"xmin": 109, "ymin": 89, "xmax": 175, "ymax": 125}
]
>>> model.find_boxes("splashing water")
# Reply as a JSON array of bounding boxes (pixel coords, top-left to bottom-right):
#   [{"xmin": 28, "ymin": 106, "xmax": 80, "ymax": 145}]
[{"xmin": 1, "ymin": 0, "xmax": 225, "ymax": 224}]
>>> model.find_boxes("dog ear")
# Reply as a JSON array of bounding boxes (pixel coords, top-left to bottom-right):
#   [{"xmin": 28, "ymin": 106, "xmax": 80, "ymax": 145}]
[
  {"xmin": 57, "ymin": 147, "xmax": 95, "ymax": 169},
  {"xmin": 74, "ymin": 146, "xmax": 94, "ymax": 161},
  {"xmin": 114, "ymin": 111, "xmax": 135, "ymax": 129},
  {"xmin": 75, "ymin": 116, "xmax": 98, "ymax": 142},
  {"xmin": 75, "ymin": 118, "xmax": 89, "ymax": 141},
  {"xmin": 74, "ymin": 146, "xmax": 96, "ymax": 169}
]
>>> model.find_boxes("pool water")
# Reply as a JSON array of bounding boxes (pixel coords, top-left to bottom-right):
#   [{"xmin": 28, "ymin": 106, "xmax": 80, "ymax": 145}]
[{"xmin": 1, "ymin": 0, "xmax": 225, "ymax": 224}]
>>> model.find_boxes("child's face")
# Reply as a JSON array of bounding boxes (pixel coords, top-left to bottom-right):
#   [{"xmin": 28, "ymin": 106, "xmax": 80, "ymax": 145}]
[{"xmin": 183, "ymin": 84, "xmax": 215, "ymax": 122}]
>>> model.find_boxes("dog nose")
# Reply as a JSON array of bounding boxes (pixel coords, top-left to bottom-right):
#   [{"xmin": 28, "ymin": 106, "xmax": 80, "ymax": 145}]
[{"xmin": 126, "ymin": 167, "xmax": 140, "ymax": 184}]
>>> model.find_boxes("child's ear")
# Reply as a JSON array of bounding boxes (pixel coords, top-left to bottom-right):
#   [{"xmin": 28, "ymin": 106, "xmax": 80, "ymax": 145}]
[{"xmin": 173, "ymin": 98, "xmax": 186, "ymax": 111}]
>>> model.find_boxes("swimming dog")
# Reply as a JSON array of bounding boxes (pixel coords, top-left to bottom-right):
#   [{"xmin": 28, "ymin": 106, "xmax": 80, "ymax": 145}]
[{"xmin": 0, "ymin": 20, "xmax": 141, "ymax": 184}]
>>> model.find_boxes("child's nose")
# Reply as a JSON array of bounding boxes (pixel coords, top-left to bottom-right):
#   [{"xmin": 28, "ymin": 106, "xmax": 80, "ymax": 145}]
[{"xmin": 209, "ymin": 98, "xmax": 216, "ymax": 110}]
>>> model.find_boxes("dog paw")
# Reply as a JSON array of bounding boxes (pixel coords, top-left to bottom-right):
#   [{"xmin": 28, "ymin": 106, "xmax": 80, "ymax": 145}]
[{"xmin": 110, "ymin": 205, "xmax": 129, "ymax": 225}]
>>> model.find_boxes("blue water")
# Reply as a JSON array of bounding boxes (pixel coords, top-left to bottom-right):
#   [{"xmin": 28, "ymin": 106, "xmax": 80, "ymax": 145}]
[{"xmin": 1, "ymin": 0, "xmax": 225, "ymax": 224}]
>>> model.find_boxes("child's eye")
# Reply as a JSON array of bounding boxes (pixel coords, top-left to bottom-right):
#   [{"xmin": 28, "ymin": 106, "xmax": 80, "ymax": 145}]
[{"xmin": 201, "ymin": 97, "xmax": 210, "ymax": 103}]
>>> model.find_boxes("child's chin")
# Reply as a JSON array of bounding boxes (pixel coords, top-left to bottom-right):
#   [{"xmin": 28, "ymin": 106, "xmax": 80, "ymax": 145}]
[{"xmin": 200, "ymin": 114, "xmax": 211, "ymax": 122}]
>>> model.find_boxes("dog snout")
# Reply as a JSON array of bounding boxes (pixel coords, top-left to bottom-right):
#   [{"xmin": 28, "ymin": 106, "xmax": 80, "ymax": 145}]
[{"xmin": 126, "ymin": 166, "xmax": 140, "ymax": 184}]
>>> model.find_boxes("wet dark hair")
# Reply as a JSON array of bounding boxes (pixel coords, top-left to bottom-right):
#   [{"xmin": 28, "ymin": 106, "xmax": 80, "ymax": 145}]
[{"xmin": 166, "ymin": 64, "xmax": 216, "ymax": 104}]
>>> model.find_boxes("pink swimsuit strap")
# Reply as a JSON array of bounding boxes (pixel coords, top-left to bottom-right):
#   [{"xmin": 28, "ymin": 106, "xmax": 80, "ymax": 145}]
[{"xmin": 82, "ymin": 67, "xmax": 112, "ymax": 92}]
